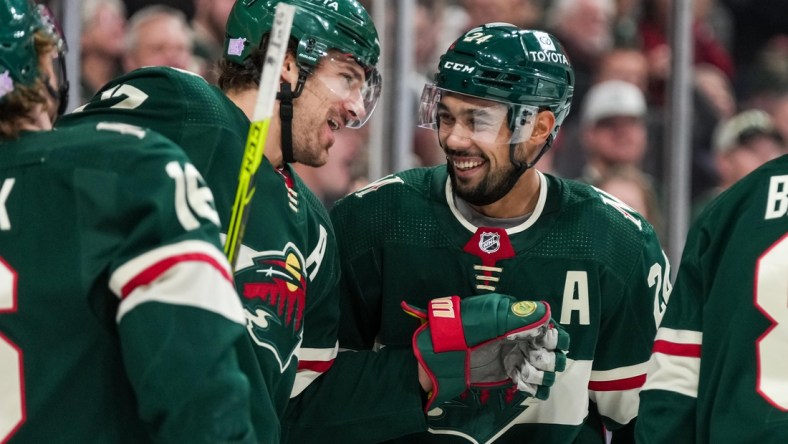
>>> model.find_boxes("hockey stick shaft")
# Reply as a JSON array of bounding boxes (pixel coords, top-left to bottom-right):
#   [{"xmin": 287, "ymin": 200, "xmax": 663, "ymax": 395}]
[{"xmin": 224, "ymin": 2, "xmax": 296, "ymax": 271}]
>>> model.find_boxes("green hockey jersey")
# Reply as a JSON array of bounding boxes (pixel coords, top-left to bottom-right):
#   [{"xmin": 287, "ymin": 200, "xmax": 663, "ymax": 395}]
[
  {"xmin": 0, "ymin": 123, "xmax": 255, "ymax": 443},
  {"xmin": 59, "ymin": 66, "xmax": 344, "ymax": 441},
  {"xmin": 637, "ymin": 154, "xmax": 788, "ymax": 443},
  {"xmin": 305, "ymin": 166, "xmax": 670, "ymax": 443}
]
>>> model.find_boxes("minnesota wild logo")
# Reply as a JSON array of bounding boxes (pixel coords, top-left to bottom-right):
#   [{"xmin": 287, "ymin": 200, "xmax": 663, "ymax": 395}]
[{"xmin": 235, "ymin": 242, "xmax": 307, "ymax": 372}]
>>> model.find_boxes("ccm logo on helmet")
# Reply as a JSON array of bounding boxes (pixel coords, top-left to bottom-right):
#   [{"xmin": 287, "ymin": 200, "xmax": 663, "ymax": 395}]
[
  {"xmin": 443, "ymin": 62, "xmax": 475, "ymax": 73},
  {"xmin": 527, "ymin": 51, "xmax": 569, "ymax": 65}
]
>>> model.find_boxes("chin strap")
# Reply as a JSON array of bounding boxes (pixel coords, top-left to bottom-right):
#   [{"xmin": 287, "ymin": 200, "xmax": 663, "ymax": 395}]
[
  {"xmin": 474, "ymin": 133, "xmax": 554, "ymax": 206},
  {"xmin": 45, "ymin": 54, "xmax": 70, "ymax": 117},
  {"xmin": 511, "ymin": 133, "xmax": 556, "ymax": 172},
  {"xmin": 275, "ymin": 68, "xmax": 308, "ymax": 164},
  {"xmin": 277, "ymin": 82, "xmax": 296, "ymax": 163}
]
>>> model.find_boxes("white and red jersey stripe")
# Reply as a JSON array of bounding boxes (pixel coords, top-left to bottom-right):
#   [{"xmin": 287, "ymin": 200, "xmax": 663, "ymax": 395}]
[
  {"xmin": 642, "ymin": 327, "xmax": 702, "ymax": 398},
  {"xmin": 109, "ymin": 239, "xmax": 245, "ymax": 325},
  {"xmin": 291, "ymin": 342, "xmax": 339, "ymax": 397}
]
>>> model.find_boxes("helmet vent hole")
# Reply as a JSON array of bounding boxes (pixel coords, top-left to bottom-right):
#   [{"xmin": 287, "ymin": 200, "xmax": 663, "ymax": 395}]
[
  {"xmin": 503, "ymin": 74, "xmax": 521, "ymax": 82},
  {"xmin": 336, "ymin": 23, "xmax": 366, "ymax": 48}
]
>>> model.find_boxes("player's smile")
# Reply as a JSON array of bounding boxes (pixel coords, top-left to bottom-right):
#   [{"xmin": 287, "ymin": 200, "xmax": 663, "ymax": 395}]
[{"xmin": 449, "ymin": 154, "xmax": 487, "ymax": 180}]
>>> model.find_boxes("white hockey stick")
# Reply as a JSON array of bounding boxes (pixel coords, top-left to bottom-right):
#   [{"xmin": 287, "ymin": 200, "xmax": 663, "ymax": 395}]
[{"xmin": 225, "ymin": 2, "xmax": 296, "ymax": 271}]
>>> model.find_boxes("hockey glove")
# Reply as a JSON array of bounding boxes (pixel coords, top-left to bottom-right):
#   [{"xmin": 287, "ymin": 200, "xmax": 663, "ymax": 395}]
[{"xmin": 402, "ymin": 294, "xmax": 569, "ymax": 411}]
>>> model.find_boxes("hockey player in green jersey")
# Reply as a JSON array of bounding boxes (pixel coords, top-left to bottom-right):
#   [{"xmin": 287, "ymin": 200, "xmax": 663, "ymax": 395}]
[
  {"xmin": 62, "ymin": 2, "xmax": 568, "ymax": 442},
  {"xmin": 0, "ymin": 1, "xmax": 256, "ymax": 442},
  {"xmin": 59, "ymin": 0, "xmax": 385, "ymax": 439},
  {"xmin": 636, "ymin": 159, "xmax": 788, "ymax": 441},
  {"xmin": 319, "ymin": 23, "xmax": 672, "ymax": 443}
]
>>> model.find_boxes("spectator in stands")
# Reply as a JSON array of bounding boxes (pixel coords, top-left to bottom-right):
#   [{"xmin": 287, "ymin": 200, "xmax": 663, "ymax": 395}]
[
  {"xmin": 461, "ymin": 0, "xmax": 544, "ymax": 30},
  {"xmin": 545, "ymin": 0, "xmax": 617, "ymax": 179},
  {"xmin": 578, "ymin": 80, "xmax": 652, "ymax": 186},
  {"xmin": 546, "ymin": 0, "xmax": 616, "ymax": 114},
  {"xmin": 595, "ymin": 47, "xmax": 650, "ymax": 93},
  {"xmin": 611, "ymin": 0, "xmax": 642, "ymax": 46},
  {"xmin": 639, "ymin": 0, "xmax": 735, "ymax": 107},
  {"xmin": 693, "ymin": 109, "xmax": 787, "ymax": 217},
  {"xmin": 553, "ymin": 46, "xmax": 652, "ymax": 178},
  {"xmin": 720, "ymin": 0, "xmax": 788, "ymax": 102},
  {"xmin": 742, "ymin": 35, "xmax": 788, "ymax": 111},
  {"xmin": 413, "ymin": 0, "xmax": 446, "ymax": 167},
  {"xmin": 123, "ymin": 5, "xmax": 195, "ymax": 73},
  {"xmin": 80, "ymin": 0, "xmax": 127, "ymax": 103},
  {"xmin": 770, "ymin": 92, "xmax": 788, "ymax": 143}
]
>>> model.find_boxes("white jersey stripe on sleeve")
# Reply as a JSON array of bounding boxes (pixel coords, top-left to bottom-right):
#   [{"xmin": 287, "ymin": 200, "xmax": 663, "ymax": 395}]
[
  {"xmin": 590, "ymin": 361, "xmax": 649, "ymax": 383},
  {"xmin": 654, "ymin": 327, "xmax": 703, "ymax": 345},
  {"xmin": 110, "ymin": 239, "xmax": 233, "ymax": 297},
  {"xmin": 299, "ymin": 343, "xmax": 339, "ymax": 362},
  {"xmin": 291, "ymin": 369, "xmax": 321, "ymax": 398},
  {"xmin": 588, "ymin": 386, "xmax": 640, "ymax": 425},
  {"xmin": 642, "ymin": 349, "xmax": 700, "ymax": 398},
  {"xmin": 291, "ymin": 343, "xmax": 339, "ymax": 398},
  {"xmin": 588, "ymin": 362, "xmax": 649, "ymax": 424},
  {"xmin": 115, "ymin": 256, "xmax": 244, "ymax": 325}
]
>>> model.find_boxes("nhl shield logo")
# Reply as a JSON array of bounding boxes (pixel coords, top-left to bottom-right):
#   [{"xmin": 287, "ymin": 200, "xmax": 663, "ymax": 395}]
[{"xmin": 479, "ymin": 232, "xmax": 500, "ymax": 254}]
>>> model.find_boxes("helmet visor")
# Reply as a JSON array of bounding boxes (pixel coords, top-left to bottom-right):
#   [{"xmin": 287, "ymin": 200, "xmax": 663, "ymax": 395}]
[
  {"xmin": 313, "ymin": 54, "xmax": 381, "ymax": 129},
  {"xmin": 417, "ymin": 84, "xmax": 539, "ymax": 145}
]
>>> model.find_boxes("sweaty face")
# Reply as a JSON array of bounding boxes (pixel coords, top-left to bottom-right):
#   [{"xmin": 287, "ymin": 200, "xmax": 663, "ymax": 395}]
[
  {"xmin": 291, "ymin": 54, "xmax": 368, "ymax": 167},
  {"xmin": 437, "ymin": 94, "xmax": 526, "ymax": 206}
]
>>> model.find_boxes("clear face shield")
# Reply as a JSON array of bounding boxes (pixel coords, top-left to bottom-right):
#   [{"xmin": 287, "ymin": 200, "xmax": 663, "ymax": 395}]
[
  {"xmin": 417, "ymin": 84, "xmax": 539, "ymax": 145},
  {"xmin": 311, "ymin": 52, "xmax": 381, "ymax": 129}
]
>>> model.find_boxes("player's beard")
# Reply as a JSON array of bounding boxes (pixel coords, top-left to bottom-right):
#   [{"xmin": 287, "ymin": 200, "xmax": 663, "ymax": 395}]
[{"xmin": 447, "ymin": 152, "xmax": 525, "ymax": 207}]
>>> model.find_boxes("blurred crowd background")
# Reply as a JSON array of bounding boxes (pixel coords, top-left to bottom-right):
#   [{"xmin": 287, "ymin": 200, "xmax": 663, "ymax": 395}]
[{"xmin": 44, "ymin": 0, "xmax": 788, "ymax": 243}]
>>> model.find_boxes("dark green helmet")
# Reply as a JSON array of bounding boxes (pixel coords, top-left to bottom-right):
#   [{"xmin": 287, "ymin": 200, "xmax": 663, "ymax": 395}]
[
  {"xmin": 223, "ymin": 0, "xmax": 380, "ymax": 71},
  {"xmin": 0, "ymin": 0, "xmax": 68, "ymax": 109},
  {"xmin": 0, "ymin": 0, "xmax": 45, "ymax": 98},
  {"xmin": 433, "ymin": 23, "xmax": 574, "ymax": 140}
]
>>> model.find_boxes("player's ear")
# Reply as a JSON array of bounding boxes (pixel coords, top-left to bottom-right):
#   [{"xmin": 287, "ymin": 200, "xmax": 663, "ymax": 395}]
[
  {"xmin": 528, "ymin": 110, "xmax": 556, "ymax": 145},
  {"xmin": 280, "ymin": 52, "xmax": 299, "ymax": 86}
]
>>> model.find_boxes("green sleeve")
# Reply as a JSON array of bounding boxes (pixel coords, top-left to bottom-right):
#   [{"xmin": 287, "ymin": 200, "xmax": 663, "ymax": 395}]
[
  {"xmin": 280, "ymin": 200, "xmax": 427, "ymax": 443},
  {"xmin": 636, "ymin": 221, "xmax": 707, "ymax": 444},
  {"xmin": 95, "ymin": 137, "xmax": 258, "ymax": 443},
  {"xmin": 282, "ymin": 348, "xmax": 426, "ymax": 443}
]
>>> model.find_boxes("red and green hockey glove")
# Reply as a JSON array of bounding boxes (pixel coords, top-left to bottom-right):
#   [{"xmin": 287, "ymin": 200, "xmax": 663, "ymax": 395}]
[{"xmin": 402, "ymin": 294, "xmax": 569, "ymax": 411}]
